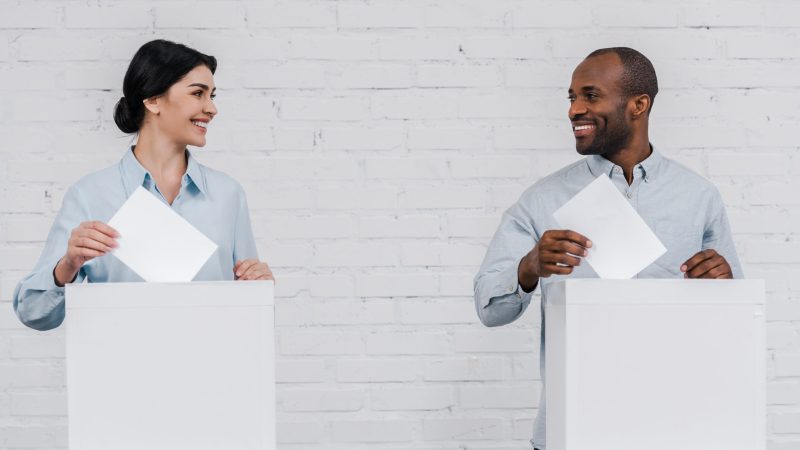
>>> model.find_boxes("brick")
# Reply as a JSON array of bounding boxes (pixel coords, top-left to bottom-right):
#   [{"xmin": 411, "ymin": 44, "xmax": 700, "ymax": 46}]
[
  {"xmin": 424, "ymin": 357, "xmax": 505, "ymax": 381},
  {"xmin": 0, "ymin": 426, "xmax": 56, "ymax": 447},
  {"xmin": 357, "ymin": 215, "xmax": 441, "ymax": 238},
  {"xmin": 10, "ymin": 392, "xmax": 67, "ymax": 416},
  {"xmin": 399, "ymin": 300, "xmax": 479, "ymax": 325},
  {"xmin": 280, "ymin": 387, "xmax": 364, "ymax": 412},
  {"xmin": 336, "ymin": 358, "xmax": 418, "ymax": 382},
  {"xmin": 65, "ymin": 4, "xmax": 152, "ymax": 29},
  {"xmin": 365, "ymin": 331, "xmax": 451, "ymax": 355},
  {"xmin": 356, "ymin": 273, "xmax": 438, "ymax": 297},
  {"xmin": 155, "ymin": 3, "xmax": 245, "ymax": 28},
  {"xmin": 243, "ymin": 63, "xmax": 327, "ymax": 88},
  {"xmin": 331, "ymin": 419, "xmax": 414, "ymax": 442},
  {"xmin": 328, "ymin": 64, "xmax": 413, "ymax": 89},
  {"xmin": 513, "ymin": 355, "xmax": 541, "ymax": 380},
  {"xmin": 398, "ymin": 186, "xmax": 485, "ymax": 209},
  {"xmin": 458, "ymin": 93, "xmax": 541, "ymax": 119},
  {"xmin": 768, "ymin": 380, "xmax": 800, "ymax": 405},
  {"xmin": 280, "ymin": 97, "xmax": 371, "ymax": 121},
  {"xmin": 447, "ymin": 215, "xmax": 500, "ymax": 238},
  {"xmin": 424, "ymin": 2, "xmax": 509, "ymax": 28},
  {"xmin": 401, "ymin": 242, "xmax": 486, "ymax": 267},
  {"xmin": 773, "ymin": 412, "xmax": 800, "ymax": 434},
  {"xmin": 290, "ymin": 36, "xmax": 376, "ymax": 60},
  {"xmin": 6, "ymin": 217, "xmax": 53, "ymax": 243},
  {"xmin": 460, "ymin": 385, "xmax": 539, "ymax": 409},
  {"xmin": 11, "ymin": 94, "xmax": 99, "ymax": 122},
  {"xmin": 0, "ymin": 247, "xmax": 40, "ymax": 271},
  {"xmin": 321, "ymin": 127, "xmax": 405, "ymax": 150},
  {"xmin": 407, "ymin": 127, "xmax": 491, "ymax": 150},
  {"xmin": 775, "ymin": 353, "xmax": 800, "ymax": 376},
  {"xmin": 512, "ymin": 3, "xmax": 592, "ymax": 28},
  {"xmin": 337, "ymin": 3, "xmax": 422, "ymax": 28},
  {"xmin": 708, "ymin": 152, "xmax": 790, "ymax": 176},
  {"xmin": 455, "ymin": 330, "xmax": 536, "ymax": 353},
  {"xmin": 683, "ymin": 3, "xmax": 764, "ymax": 27},
  {"xmin": 765, "ymin": 3, "xmax": 800, "ymax": 27},
  {"xmin": 315, "ymin": 301, "xmax": 396, "ymax": 325},
  {"xmin": 461, "ymin": 35, "xmax": 549, "ymax": 59},
  {"xmin": 264, "ymin": 215, "xmax": 354, "ymax": 239},
  {"xmin": 417, "ymin": 63, "xmax": 500, "ymax": 88},
  {"xmin": 372, "ymin": 92, "xmax": 459, "ymax": 119},
  {"xmin": 276, "ymin": 359, "xmax": 327, "ymax": 383},
  {"xmin": 0, "ymin": 65, "xmax": 62, "ymax": 90},
  {"xmin": 247, "ymin": 3, "xmax": 337, "ymax": 28},
  {"xmin": 727, "ymin": 32, "xmax": 800, "ymax": 59},
  {"xmin": 258, "ymin": 243, "xmax": 313, "ymax": 268},
  {"xmin": 0, "ymin": 4, "xmax": 59, "ymax": 28},
  {"xmin": 277, "ymin": 421, "xmax": 324, "ymax": 444},
  {"xmin": 19, "ymin": 35, "xmax": 105, "ymax": 61},
  {"xmin": 440, "ymin": 272, "xmax": 477, "ymax": 296},
  {"xmin": 278, "ymin": 331, "xmax": 363, "ymax": 356},
  {"xmin": 450, "ymin": 156, "xmax": 531, "ymax": 178},
  {"xmin": 423, "ymin": 417, "xmax": 504, "ymax": 440},
  {"xmin": 366, "ymin": 157, "xmax": 449, "ymax": 179},
  {"xmin": 593, "ymin": 4, "xmax": 678, "ymax": 27},
  {"xmin": 377, "ymin": 36, "xmax": 461, "ymax": 61},
  {"xmin": 315, "ymin": 187, "xmax": 398, "ymax": 210},
  {"xmin": 372, "ymin": 386, "xmax": 455, "ymax": 410}
]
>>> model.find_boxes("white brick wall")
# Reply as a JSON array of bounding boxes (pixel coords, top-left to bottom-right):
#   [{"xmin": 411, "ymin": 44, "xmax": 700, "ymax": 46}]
[{"xmin": 1, "ymin": 1, "xmax": 798, "ymax": 449}]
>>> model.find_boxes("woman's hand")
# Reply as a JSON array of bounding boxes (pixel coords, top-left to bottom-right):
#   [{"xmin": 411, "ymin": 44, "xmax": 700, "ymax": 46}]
[
  {"xmin": 54, "ymin": 221, "xmax": 119, "ymax": 286},
  {"xmin": 234, "ymin": 259, "xmax": 274, "ymax": 281}
]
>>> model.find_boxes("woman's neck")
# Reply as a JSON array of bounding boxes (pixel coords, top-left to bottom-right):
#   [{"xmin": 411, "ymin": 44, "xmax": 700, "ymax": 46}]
[{"xmin": 133, "ymin": 127, "xmax": 187, "ymax": 180}]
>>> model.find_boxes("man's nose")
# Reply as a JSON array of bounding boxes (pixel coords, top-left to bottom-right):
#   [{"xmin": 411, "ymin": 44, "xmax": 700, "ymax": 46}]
[{"xmin": 569, "ymin": 100, "xmax": 587, "ymax": 120}]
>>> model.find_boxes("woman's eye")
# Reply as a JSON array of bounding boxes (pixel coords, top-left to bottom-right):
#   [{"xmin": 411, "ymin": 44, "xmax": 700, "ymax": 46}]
[
  {"xmin": 193, "ymin": 91, "xmax": 203, "ymax": 97},
  {"xmin": 210, "ymin": 94, "xmax": 216, "ymax": 100}
]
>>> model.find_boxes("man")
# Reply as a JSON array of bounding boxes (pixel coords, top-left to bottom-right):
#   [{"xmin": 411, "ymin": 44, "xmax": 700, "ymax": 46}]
[{"xmin": 473, "ymin": 47, "xmax": 741, "ymax": 450}]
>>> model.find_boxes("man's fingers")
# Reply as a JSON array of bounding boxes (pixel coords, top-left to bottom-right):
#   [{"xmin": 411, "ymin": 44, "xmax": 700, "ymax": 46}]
[
  {"xmin": 542, "ymin": 263, "xmax": 574, "ymax": 276},
  {"xmin": 553, "ymin": 240, "xmax": 589, "ymax": 257},
  {"xmin": 681, "ymin": 249, "xmax": 716, "ymax": 273},
  {"xmin": 686, "ymin": 256, "xmax": 723, "ymax": 279},
  {"xmin": 556, "ymin": 230, "xmax": 592, "ymax": 248},
  {"xmin": 543, "ymin": 251, "xmax": 581, "ymax": 268}
]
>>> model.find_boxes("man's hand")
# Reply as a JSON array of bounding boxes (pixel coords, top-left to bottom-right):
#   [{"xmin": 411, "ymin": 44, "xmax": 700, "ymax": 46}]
[
  {"xmin": 518, "ymin": 230, "xmax": 592, "ymax": 292},
  {"xmin": 234, "ymin": 259, "xmax": 274, "ymax": 281},
  {"xmin": 681, "ymin": 249, "xmax": 732, "ymax": 279},
  {"xmin": 55, "ymin": 221, "xmax": 119, "ymax": 286}
]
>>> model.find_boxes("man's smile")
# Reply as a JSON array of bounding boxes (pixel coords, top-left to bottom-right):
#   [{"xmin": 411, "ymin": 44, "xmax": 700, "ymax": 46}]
[{"xmin": 572, "ymin": 122, "xmax": 596, "ymax": 137}]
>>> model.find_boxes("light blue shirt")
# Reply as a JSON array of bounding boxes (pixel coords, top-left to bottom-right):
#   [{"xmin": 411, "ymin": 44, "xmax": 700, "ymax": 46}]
[
  {"xmin": 13, "ymin": 148, "xmax": 259, "ymax": 331},
  {"xmin": 473, "ymin": 148, "xmax": 742, "ymax": 450}
]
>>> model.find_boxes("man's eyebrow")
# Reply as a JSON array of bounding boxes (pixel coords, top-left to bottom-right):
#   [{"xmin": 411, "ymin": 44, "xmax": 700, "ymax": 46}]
[
  {"xmin": 188, "ymin": 83, "xmax": 216, "ymax": 92},
  {"xmin": 580, "ymin": 85, "xmax": 600, "ymax": 92}
]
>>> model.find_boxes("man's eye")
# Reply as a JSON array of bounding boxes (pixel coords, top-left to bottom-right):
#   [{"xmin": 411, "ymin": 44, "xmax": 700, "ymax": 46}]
[
  {"xmin": 586, "ymin": 93, "xmax": 598, "ymax": 100},
  {"xmin": 567, "ymin": 96, "xmax": 576, "ymax": 102}
]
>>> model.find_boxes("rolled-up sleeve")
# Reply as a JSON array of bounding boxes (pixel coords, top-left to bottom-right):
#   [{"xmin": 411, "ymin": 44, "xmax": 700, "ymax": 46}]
[
  {"xmin": 13, "ymin": 185, "xmax": 88, "ymax": 331},
  {"xmin": 702, "ymin": 188, "xmax": 744, "ymax": 279},
  {"xmin": 473, "ymin": 200, "xmax": 538, "ymax": 327},
  {"xmin": 232, "ymin": 185, "xmax": 259, "ymax": 264}
]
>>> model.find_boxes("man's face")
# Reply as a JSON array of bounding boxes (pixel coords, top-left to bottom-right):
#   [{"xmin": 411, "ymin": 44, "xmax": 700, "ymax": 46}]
[{"xmin": 568, "ymin": 53, "xmax": 632, "ymax": 156}]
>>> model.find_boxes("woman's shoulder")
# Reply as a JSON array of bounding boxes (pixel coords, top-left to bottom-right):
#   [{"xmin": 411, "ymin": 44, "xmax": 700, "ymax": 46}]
[{"xmin": 193, "ymin": 160, "xmax": 246, "ymax": 197}]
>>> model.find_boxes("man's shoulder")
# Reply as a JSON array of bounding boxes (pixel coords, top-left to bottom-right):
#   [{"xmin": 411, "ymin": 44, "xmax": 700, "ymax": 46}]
[
  {"xmin": 520, "ymin": 157, "xmax": 589, "ymax": 199},
  {"xmin": 659, "ymin": 154, "xmax": 720, "ymax": 194}
]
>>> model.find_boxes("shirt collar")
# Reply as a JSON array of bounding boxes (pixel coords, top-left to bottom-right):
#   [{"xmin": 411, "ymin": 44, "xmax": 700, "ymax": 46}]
[
  {"xmin": 119, "ymin": 147, "xmax": 207, "ymax": 196},
  {"xmin": 586, "ymin": 145, "xmax": 663, "ymax": 181}
]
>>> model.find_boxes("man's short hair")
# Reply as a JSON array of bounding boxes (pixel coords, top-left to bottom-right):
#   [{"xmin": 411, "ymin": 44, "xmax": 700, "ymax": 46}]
[{"xmin": 587, "ymin": 47, "xmax": 658, "ymax": 112}]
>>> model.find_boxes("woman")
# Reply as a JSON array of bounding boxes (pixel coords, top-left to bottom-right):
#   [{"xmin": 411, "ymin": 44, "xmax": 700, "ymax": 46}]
[{"xmin": 13, "ymin": 39, "xmax": 273, "ymax": 331}]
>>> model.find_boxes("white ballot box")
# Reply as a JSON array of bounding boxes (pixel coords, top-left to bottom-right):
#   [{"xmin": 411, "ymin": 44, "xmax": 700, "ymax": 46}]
[
  {"xmin": 65, "ymin": 281, "xmax": 275, "ymax": 450},
  {"xmin": 545, "ymin": 279, "xmax": 765, "ymax": 450}
]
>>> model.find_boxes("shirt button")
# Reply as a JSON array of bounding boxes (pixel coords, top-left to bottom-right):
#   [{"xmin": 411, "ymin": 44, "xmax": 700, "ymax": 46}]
[
  {"xmin": 613, "ymin": 167, "xmax": 621, "ymax": 174},
  {"xmin": 507, "ymin": 286, "xmax": 514, "ymax": 293},
  {"xmin": 627, "ymin": 192, "xmax": 633, "ymax": 199}
]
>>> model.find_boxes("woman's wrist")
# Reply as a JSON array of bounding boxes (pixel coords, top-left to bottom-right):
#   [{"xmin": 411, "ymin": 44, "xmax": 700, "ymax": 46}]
[{"xmin": 53, "ymin": 257, "xmax": 79, "ymax": 287}]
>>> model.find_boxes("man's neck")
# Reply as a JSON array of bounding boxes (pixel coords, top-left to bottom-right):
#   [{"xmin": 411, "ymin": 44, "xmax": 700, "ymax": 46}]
[{"xmin": 603, "ymin": 137, "xmax": 652, "ymax": 185}]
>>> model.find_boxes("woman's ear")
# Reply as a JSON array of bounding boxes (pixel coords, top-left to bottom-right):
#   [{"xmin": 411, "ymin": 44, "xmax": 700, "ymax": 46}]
[{"xmin": 143, "ymin": 96, "xmax": 160, "ymax": 115}]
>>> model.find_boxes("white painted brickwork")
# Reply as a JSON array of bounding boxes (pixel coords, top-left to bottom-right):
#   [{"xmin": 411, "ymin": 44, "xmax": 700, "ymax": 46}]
[{"xmin": 1, "ymin": 1, "xmax": 799, "ymax": 449}]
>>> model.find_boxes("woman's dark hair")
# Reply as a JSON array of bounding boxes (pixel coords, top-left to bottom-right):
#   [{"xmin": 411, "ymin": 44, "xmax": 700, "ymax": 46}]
[{"xmin": 114, "ymin": 39, "xmax": 217, "ymax": 133}]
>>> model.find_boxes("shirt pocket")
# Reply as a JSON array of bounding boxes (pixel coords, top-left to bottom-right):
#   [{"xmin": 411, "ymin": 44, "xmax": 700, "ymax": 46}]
[{"xmin": 653, "ymin": 222, "xmax": 703, "ymax": 276}]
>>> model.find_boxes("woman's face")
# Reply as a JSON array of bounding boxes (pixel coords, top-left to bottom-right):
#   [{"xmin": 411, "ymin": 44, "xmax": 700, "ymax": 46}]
[{"xmin": 153, "ymin": 65, "xmax": 217, "ymax": 148}]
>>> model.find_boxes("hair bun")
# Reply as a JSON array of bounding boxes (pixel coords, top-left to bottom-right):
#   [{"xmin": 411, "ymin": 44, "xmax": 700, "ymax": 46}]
[{"xmin": 113, "ymin": 96, "xmax": 141, "ymax": 133}]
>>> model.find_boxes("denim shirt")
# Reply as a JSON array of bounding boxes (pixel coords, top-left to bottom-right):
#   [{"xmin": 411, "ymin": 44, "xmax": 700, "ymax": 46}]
[
  {"xmin": 473, "ymin": 148, "xmax": 742, "ymax": 449},
  {"xmin": 13, "ymin": 148, "xmax": 259, "ymax": 331}
]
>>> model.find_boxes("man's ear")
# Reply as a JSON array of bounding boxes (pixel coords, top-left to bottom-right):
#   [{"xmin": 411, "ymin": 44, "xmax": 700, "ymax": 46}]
[
  {"xmin": 143, "ymin": 96, "xmax": 160, "ymax": 115},
  {"xmin": 631, "ymin": 94, "xmax": 650, "ymax": 119}
]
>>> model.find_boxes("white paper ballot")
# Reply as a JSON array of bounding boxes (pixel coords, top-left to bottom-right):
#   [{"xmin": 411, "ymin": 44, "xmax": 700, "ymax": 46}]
[
  {"xmin": 107, "ymin": 186, "xmax": 218, "ymax": 282},
  {"xmin": 553, "ymin": 175, "xmax": 666, "ymax": 279}
]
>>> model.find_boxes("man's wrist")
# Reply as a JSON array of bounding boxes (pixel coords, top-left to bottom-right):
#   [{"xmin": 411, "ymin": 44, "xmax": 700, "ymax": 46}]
[{"xmin": 517, "ymin": 254, "xmax": 539, "ymax": 293}]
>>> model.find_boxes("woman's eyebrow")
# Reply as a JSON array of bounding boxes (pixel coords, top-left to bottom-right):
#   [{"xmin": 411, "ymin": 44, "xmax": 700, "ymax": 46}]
[{"xmin": 187, "ymin": 83, "xmax": 216, "ymax": 92}]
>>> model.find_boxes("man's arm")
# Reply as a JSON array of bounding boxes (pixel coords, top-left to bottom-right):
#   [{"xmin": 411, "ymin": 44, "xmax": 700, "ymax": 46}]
[{"xmin": 682, "ymin": 188, "xmax": 743, "ymax": 279}]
